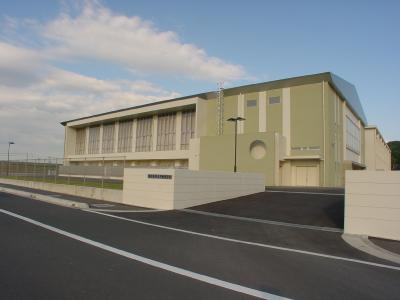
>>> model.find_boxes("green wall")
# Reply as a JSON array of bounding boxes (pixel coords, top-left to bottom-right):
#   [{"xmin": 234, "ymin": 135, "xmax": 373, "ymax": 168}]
[{"xmin": 198, "ymin": 132, "xmax": 277, "ymax": 186}]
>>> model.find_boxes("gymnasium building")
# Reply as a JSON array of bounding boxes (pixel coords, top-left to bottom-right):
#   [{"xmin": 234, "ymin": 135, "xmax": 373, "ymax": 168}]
[{"xmin": 61, "ymin": 72, "xmax": 391, "ymax": 187}]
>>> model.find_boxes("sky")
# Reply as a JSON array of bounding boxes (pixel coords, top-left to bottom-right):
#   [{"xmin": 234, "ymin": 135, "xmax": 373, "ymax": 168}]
[{"xmin": 0, "ymin": 0, "xmax": 399, "ymax": 159}]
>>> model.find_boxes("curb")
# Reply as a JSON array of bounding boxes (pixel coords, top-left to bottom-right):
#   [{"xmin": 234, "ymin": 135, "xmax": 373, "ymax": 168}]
[
  {"xmin": 342, "ymin": 233, "xmax": 400, "ymax": 265},
  {"xmin": 0, "ymin": 187, "xmax": 89, "ymax": 209}
]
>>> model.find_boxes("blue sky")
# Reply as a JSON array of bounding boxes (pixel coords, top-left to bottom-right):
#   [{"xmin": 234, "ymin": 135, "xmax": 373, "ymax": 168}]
[{"xmin": 0, "ymin": 0, "xmax": 399, "ymax": 158}]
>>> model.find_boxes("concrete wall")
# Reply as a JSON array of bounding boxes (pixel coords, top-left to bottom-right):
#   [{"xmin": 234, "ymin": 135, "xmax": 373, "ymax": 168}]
[
  {"xmin": 365, "ymin": 127, "xmax": 391, "ymax": 171},
  {"xmin": 123, "ymin": 168, "xmax": 265, "ymax": 209},
  {"xmin": 344, "ymin": 171, "xmax": 400, "ymax": 241},
  {"xmin": 0, "ymin": 178, "xmax": 122, "ymax": 203}
]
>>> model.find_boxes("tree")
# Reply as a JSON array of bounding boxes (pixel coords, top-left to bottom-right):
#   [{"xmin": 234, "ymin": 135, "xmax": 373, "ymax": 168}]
[{"xmin": 388, "ymin": 141, "xmax": 400, "ymax": 170}]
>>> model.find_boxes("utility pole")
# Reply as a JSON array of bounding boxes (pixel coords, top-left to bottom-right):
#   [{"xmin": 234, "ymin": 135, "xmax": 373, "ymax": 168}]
[{"xmin": 7, "ymin": 141, "xmax": 15, "ymax": 177}]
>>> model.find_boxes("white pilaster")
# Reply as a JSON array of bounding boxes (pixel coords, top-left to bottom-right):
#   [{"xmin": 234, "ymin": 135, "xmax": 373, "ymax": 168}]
[
  {"xmin": 237, "ymin": 94, "xmax": 245, "ymax": 134},
  {"xmin": 282, "ymin": 87, "xmax": 291, "ymax": 155},
  {"xmin": 99, "ymin": 124, "xmax": 103, "ymax": 154},
  {"xmin": 114, "ymin": 121, "xmax": 119, "ymax": 153},
  {"xmin": 85, "ymin": 127, "xmax": 89, "ymax": 155},
  {"xmin": 132, "ymin": 119, "xmax": 137, "ymax": 152},
  {"xmin": 258, "ymin": 91, "xmax": 267, "ymax": 132},
  {"xmin": 152, "ymin": 115, "xmax": 158, "ymax": 151},
  {"xmin": 176, "ymin": 111, "xmax": 182, "ymax": 150}
]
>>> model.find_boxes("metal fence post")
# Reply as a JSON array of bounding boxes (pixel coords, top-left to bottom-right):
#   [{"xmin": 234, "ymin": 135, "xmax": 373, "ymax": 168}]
[
  {"xmin": 54, "ymin": 158, "xmax": 57, "ymax": 184},
  {"xmin": 25, "ymin": 155, "xmax": 28, "ymax": 181}
]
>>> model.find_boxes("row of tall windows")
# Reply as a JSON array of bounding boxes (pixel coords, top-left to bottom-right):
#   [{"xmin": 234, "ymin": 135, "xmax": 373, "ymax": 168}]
[
  {"xmin": 136, "ymin": 117, "xmax": 153, "ymax": 152},
  {"xmin": 346, "ymin": 116, "xmax": 361, "ymax": 154},
  {"xmin": 181, "ymin": 110, "xmax": 195, "ymax": 150},
  {"xmin": 157, "ymin": 113, "xmax": 176, "ymax": 151},
  {"xmin": 74, "ymin": 111, "xmax": 196, "ymax": 154}
]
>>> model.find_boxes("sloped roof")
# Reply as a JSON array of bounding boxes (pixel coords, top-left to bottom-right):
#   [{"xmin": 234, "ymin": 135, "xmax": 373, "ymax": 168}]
[{"xmin": 61, "ymin": 72, "xmax": 367, "ymax": 125}]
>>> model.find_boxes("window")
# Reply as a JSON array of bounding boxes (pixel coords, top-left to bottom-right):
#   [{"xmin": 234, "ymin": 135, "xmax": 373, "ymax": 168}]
[
  {"xmin": 157, "ymin": 113, "xmax": 176, "ymax": 151},
  {"xmin": 269, "ymin": 96, "xmax": 281, "ymax": 105},
  {"xmin": 247, "ymin": 99, "xmax": 257, "ymax": 107},
  {"xmin": 181, "ymin": 110, "xmax": 195, "ymax": 150},
  {"xmin": 75, "ymin": 128, "xmax": 86, "ymax": 155},
  {"xmin": 117, "ymin": 120, "xmax": 133, "ymax": 153},
  {"xmin": 88, "ymin": 126, "xmax": 100, "ymax": 154},
  {"xmin": 102, "ymin": 123, "xmax": 115, "ymax": 153},
  {"xmin": 136, "ymin": 117, "xmax": 153, "ymax": 152},
  {"xmin": 346, "ymin": 116, "xmax": 360, "ymax": 154}
]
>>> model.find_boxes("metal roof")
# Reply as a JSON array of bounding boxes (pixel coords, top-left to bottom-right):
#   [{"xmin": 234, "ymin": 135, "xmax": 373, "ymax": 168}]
[{"xmin": 61, "ymin": 72, "xmax": 367, "ymax": 126}]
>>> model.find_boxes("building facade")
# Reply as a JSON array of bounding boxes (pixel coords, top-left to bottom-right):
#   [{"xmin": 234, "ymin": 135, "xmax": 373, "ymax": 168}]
[{"xmin": 61, "ymin": 72, "xmax": 391, "ymax": 187}]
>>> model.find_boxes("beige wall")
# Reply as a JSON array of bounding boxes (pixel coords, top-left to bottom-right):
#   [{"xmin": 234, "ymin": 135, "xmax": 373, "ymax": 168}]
[
  {"xmin": 0, "ymin": 178, "xmax": 122, "ymax": 203},
  {"xmin": 344, "ymin": 171, "xmax": 400, "ymax": 241},
  {"xmin": 197, "ymin": 132, "xmax": 278, "ymax": 186},
  {"xmin": 123, "ymin": 168, "xmax": 265, "ymax": 209},
  {"xmin": 365, "ymin": 127, "xmax": 391, "ymax": 171}
]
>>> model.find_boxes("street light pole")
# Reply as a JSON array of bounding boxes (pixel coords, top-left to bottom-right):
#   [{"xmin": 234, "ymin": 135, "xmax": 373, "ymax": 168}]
[
  {"xmin": 227, "ymin": 117, "xmax": 245, "ymax": 173},
  {"xmin": 7, "ymin": 141, "xmax": 15, "ymax": 177}
]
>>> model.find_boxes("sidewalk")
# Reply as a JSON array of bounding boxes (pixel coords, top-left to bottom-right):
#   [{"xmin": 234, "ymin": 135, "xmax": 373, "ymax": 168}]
[{"xmin": 0, "ymin": 182, "xmax": 149, "ymax": 211}]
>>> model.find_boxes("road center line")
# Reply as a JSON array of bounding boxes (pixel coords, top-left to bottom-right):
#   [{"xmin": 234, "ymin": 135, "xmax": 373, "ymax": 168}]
[
  {"xmin": 265, "ymin": 190, "xmax": 344, "ymax": 196},
  {"xmin": 0, "ymin": 208, "xmax": 289, "ymax": 300},
  {"xmin": 84, "ymin": 210, "xmax": 400, "ymax": 271},
  {"xmin": 180, "ymin": 209, "xmax": 342, "ymax": 233}
]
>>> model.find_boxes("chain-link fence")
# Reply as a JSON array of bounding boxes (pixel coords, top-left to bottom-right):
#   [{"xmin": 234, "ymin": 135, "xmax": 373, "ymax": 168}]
[{"xmin": 0, "ymin": 156, "xmax": 125, "ymax": 190}]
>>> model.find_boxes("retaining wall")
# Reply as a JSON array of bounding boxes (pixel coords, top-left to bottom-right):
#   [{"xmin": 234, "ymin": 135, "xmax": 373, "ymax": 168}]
[
  {"xmin": 0, "ymin": 178, "xmax": 122, "ymax": 203},
  {"xmin": 345, "ymin": 171, "xmax": 400, "ymax": 241},
  {"xmin": 123, "ymin": 168, "xmax": 265, "ymax": 209}
]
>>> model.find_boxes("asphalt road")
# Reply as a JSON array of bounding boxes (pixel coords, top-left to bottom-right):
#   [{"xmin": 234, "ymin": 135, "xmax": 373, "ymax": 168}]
[
  {"xmin": 1, "ymin": 192, "xmax": 399, "ymax": 300},
  {"xmin": 191, "ymin": 189, "xmax": 345, "ymax": 228}
]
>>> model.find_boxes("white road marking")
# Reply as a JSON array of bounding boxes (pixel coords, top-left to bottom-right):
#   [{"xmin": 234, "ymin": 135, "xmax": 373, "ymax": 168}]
[
  {"xmin": 87, "ymin": 209, "xmax": 166, "ymax": 213},
  {"xmin": 85, "ymin": 210, "xmax": 400, "ymax": 271},
  {"xmin": 0, "ymin": 209, "xmax": 289, "ymax": 300},
  {"xmin": 180, "ymin": 209, "xmax": 342, "ymax": 233},
  {"xmin": 265, "ymin": 190, "xmax": 344, "ymax": 196}
]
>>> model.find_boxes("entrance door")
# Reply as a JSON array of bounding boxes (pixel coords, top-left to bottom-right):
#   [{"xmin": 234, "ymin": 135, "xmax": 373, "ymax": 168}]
[{"xmin": 295, "ymin": 166, "xmax": 319, "ymax": 186}]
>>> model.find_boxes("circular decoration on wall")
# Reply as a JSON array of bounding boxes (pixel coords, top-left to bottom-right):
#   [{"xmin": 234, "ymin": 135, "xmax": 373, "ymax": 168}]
[{"xmin": 250, "ymin": 140, "xmax": 266, "ymax": 160}]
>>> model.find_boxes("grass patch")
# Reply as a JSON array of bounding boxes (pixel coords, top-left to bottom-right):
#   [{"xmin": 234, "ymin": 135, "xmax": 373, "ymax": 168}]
[{"xmin": 0, "ymin": 176, "xmax": 123, "ymax": 190}]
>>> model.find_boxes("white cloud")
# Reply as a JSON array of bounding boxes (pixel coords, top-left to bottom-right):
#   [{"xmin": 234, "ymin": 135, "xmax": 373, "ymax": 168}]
[
  {"xmin": 0, "ymin": 43, "xmax": 180, "ymax": 157},
  {"xmin": 41, "ymin": 1, "xmax": 245, "ymax": 81},
  {"xmin": 0, "ymin": 1, "xmax": 247, "ymax": 157}
]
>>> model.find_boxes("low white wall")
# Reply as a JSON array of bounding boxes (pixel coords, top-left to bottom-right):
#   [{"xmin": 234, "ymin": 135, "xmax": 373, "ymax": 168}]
[
  {"xmin": 344, "ymin": 171, "xmax": 400, "ymax": 241},
  {"xmin": 123, "ymin": 168, "xmax": 265, "ymax": 209},
  {"xmin": 0, "ymin": 178, "xmax": 122, "ymax": 203}
]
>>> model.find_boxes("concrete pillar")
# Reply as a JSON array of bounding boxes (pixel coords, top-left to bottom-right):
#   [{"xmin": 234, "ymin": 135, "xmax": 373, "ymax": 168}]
[
  {"xmin": 176, "ymin": 111, "xmax": 182, "ymax": 150},
  {"xmin": 132, "ymin": 119, "xmax": 137, "ymax": 152},
  {"xmin": 238, "ymin": 94, "xmax": 245, "ymax": 134},
  {"xmin": 258, "ymin": 91, "xmax": 267, "ymax": 132},
  {"xmin": 114, "ymin": 121, "xmax": 119, "ymax": 153},
  {"xmin": 85, "ymin": 127, "xmax": 89, "ymax": 155},
  {"xmin": 99, "ymin": 124, "xmax": 103, "ymax": 154},
  {"xmin": 282, "ymin": 87, "xmax": 291, "ymax": 156},
  {"xmin": 152, "ymin": 115, "xmax": 158, "ymax": 152}
]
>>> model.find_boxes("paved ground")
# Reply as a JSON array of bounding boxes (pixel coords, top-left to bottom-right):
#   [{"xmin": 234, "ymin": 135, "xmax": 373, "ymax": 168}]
[
  {"xmin": 0, "ymin": 190, "xmax": 399, "ymax": 300},
  {"xmin": 0, "ymin": 182, "xmax": 145, "ymax": 211},
  {"xmin": 371, "ymin": 238, "xmax": 400, "ymax": 255},
  {"xmin": 191, "ymin": 188, "xmax": 345, "ymax": 229}
]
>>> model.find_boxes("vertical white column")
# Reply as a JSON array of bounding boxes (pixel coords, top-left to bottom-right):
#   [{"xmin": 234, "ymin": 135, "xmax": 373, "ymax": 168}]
[
  {"xmin": 99, "ymin": 124, "xmax": 103, "ymax": 154},
  {"xmin": 258, "ymin": 91, "xmax": 267, "ymax": 132},
  {"xmin": 152, "ymin": 115, "xmax": 158, "ymax": 152},
  {"xmin": 85, "ymin": 127, "xmax": 89, "ymax": 155},
  {"xmin": 282, "ymin": 87, "xmax": 291, "ymax": 156},
  {"xmin": 237, "ymin": 94, "xmax": 245, "ymax": 134},
  {"xmin": 132, "ymin": 119, "xmax": 137, "ymax": 152},
  {"xmin": 114, "ymin": 121, "xmax": 119, "ymax": 153},
  {"xmin": 176, "ymin": 111, "xmax": 182, "ymax": 150}
]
